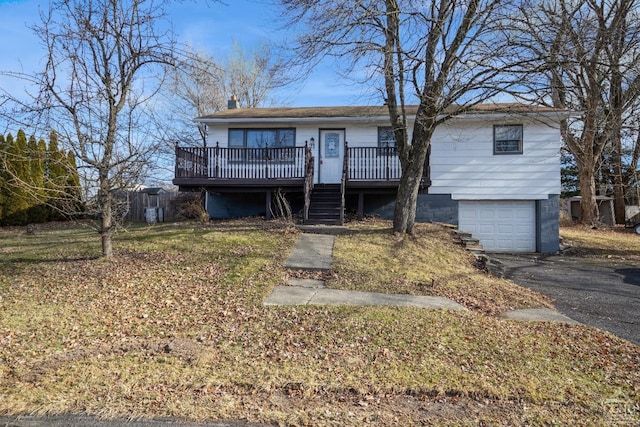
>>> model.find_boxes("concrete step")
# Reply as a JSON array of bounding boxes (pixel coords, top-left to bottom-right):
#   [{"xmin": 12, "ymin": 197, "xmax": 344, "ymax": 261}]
[
  {"xmin": 460, "ymin": 236, "xmax": 480, "ymax": 245},
  {"xmin": 304, "ymin": 218, "xmax": 343, "ymax": 225}
]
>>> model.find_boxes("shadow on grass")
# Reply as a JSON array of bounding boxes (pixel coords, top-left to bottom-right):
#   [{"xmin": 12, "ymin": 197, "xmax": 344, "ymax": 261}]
[
  {"xmin": 0, "ymin": 235, "xmax": 101, "ymax": 267},
  {"xmin": 2, "ymin": 255, "xmax": 101, "ymax": 265},
  {"xmin": 115, "ymin": 220, "xmax": 274, "ymax": 243},
  {"xmin": 562, "ymin": 246, "xmax": 640, "ymax": 260}
]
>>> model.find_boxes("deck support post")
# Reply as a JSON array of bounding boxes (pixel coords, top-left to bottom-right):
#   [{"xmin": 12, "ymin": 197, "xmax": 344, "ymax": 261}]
[
  {"xmin": 265, "ymin": 190, "xmax": 272, "ymax": 220},
  {"xmin": 357, "ymin": 192, "xmax": 364, "ymax": 220}
]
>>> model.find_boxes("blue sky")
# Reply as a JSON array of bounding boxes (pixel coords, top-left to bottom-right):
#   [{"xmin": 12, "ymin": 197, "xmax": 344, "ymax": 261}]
[{"xmin": 0, "ymin": 0, "xmax": 376, "ymax": 108}]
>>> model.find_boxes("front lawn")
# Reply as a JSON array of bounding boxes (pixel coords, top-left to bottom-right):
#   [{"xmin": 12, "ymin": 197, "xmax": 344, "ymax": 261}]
[{"xmin": 0, "ymin": 220, "xmax": 638, "ymax": 426}]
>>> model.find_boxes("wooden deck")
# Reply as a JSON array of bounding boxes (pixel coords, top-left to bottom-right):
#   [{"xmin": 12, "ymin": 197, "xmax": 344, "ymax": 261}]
[
  {"xmin": 173, "ymin": 144, "xmax": 430, "ymax": 223},
  {"xmin": 173, "ymin": 144, "xmax": 429, "ymax": 190}
]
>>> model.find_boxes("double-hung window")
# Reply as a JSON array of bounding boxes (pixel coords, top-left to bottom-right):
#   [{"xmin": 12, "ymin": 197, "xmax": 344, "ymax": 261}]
[
  {"xmin": 228, "ymin": 128, "xmax": 296, "ymax": 162},
  {"xmin": 493, "ymin": 125, "xmax": 523, "ymax": 155},
  {"xmin": 378, "ymin": 126, "xmax": 397, "ymax": 156}
]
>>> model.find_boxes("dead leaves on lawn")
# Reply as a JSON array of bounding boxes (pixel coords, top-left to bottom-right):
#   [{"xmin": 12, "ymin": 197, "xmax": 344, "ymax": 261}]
[
  {"xmin": 1, "ymin": 220, "xmax": 639, "ymax": 426},
  {"xmin": 330, "ymin": 222, "xmax": 554, "ymax": 315}
]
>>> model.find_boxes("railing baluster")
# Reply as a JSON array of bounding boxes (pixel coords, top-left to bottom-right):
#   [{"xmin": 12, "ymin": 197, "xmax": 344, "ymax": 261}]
[
  {"xmin": 179, "ymin": 145, "xmax": 414, "ymax": 182},
  {"xmin": 341, "ymin": 146, "xmax": 403, "ymax": 182},
  {"xmin": 214, "ymin": 143, "xmax": 219, "ymax": 178}
]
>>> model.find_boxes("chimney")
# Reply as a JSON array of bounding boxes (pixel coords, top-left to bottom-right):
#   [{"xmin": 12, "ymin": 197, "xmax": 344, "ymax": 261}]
[{"xmin": 228, "ymin": 95, "xmax": 240, "ymax": 109}]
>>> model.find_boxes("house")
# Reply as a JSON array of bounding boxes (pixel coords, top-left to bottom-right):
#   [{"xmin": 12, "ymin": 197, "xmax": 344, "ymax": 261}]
[{"xmin": 173, "ymin": 101, "xmax": 570, "ymax": 253}]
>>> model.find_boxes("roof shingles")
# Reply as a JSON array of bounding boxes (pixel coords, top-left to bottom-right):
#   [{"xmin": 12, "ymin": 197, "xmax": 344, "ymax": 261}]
[{"xmin": 197, "ymin": 103, "xmax": 567, "ymax": 120}]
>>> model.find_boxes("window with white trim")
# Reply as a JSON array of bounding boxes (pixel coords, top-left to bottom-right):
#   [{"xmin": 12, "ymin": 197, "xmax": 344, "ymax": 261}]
[
  {"xmin": 377, "ymin": 126, "xmax": 398, "ymax": 157},
  {"xmin": 228, "ymin": 128, "xmax": 295, "ymax": 149},
  {"xmin": 378, "ymin": 126, "xmax": 396, "ymax": 148},
  {"xmin": 493, "ymin": 125, "xmax": 523, "ymax": 154},
  {"xmin": 228, "ymin": 128, "xmax": 296, "ymax": 162}
]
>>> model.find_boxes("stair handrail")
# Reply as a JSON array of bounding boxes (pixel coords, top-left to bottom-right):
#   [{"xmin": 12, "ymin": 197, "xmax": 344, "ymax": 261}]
[
  {"xmin": 340, "ymin": 141, "xmax": 349, "ymax": 225},
  {"xmin": 303, "ymin": 142, "xmax": 314, "ymax": 221}
]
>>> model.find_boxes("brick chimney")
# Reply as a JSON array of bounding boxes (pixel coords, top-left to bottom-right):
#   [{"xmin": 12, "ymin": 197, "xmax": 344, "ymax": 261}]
[{"xmin": 228, "ymin": 95, "xmax": 240, "ymax": 109}]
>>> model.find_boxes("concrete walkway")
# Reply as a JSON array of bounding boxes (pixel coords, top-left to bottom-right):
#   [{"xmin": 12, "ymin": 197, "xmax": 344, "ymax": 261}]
[
  {"xmin": 501, "ymin": 307, "xmax": 579, "ymax": 324},
  {"xmin": 282, "ymin": 234, "xmax": 334, "ymax": 271},
  {"xmin": 268, "ymin": 230, "xmax": 466, "ymax": 310},
  {"xmin": 265, "ymin": 228, "xmax": 579, "ymax": 324},
  {"xmin": 265, "ymin": 279, "xmax": 467, "ymax": 310}
]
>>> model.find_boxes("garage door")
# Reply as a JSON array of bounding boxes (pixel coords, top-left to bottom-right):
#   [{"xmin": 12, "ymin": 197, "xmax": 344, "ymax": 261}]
[{"xmin": 459, "ymin": 201, "xmax": 536, "ymax": 252}]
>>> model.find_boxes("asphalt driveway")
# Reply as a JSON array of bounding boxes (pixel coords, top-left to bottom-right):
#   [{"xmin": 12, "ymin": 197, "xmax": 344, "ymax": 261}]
[{"xmin": 493, "ymin": 253, "xmax": 640, "ymax": 346}]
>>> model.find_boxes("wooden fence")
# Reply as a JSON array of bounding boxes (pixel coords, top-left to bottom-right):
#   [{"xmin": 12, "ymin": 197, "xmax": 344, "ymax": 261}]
[{"xmin": 121, "ymin": 191, "xmax": 180, "ymax": 222}]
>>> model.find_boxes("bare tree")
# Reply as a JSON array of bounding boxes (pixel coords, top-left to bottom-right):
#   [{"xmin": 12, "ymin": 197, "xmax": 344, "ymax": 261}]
[
  {"xmin": 279, "ymin": 0, "xmax": 518, "ymax": 233},
  {"xmin": 161, "ymin": 47, "xmax": 227, "ymax": 148},
  {"xmin": 14, "ymin": 0, "xmax": 176, "ymax": 257},
  {"xmin": 223, "ymin": 41, "xmax": 289, "ymax": 109},
  {"xmin": 150, "ymin": 41, "xmax": 290, "ymax": 187},
  {"xmin": 604, "ymin": 0, "xmax": 640, "ymax": 222},
  {"xmin": 510, "ymin": 0, "xmax": 640, "ymax": 225},
  {"xmin": 156, "ymin": 42, "xmax": 288, "ymax": 159}
]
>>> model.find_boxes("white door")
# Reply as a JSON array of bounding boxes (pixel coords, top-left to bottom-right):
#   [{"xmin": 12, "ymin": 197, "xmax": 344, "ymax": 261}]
[
  {"xmin": 319, "ymin": 129, "xmax": 344, "ymax": 184},
  {"xmin": 459, "ymin": 201, "xmax": 536, "ymax": 252}
]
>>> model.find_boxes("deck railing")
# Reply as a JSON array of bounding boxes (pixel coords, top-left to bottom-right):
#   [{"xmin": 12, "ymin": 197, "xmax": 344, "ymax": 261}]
[
  {"xmin": 340, "ymin": 143, "xmax": 349, "ymax": 224},
  {"xmin": 175, "ymin": 143, "xmax": 430, "ymax": 185},
  {"xmin": 175, "ymin": 143, "xmax": 308, "ymax": 179},
  {"xmin": 346, "ymin": 146, "xmax": 401, "ymax": 181}
]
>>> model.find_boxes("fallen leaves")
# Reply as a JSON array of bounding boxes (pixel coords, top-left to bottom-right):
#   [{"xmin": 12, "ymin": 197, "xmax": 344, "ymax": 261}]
[
  {"xmin": 330, "ymin": 222, "xmax": 554, "ymax": 315},
  {"xmin": 0, "ymin": 220, "xmax": 638, "ymax": 426}
]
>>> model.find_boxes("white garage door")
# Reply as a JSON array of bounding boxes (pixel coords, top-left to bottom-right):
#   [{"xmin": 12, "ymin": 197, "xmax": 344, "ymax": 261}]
[{"xmin": 459, "ymin": 201, "xmax": 536, "ymax": 252}]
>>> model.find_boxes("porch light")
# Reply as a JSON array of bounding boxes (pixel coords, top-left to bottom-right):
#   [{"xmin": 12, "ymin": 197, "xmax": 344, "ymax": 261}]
[{"xmin": 309, "ymin": 137, "xmax": 315, "ymax": 149}]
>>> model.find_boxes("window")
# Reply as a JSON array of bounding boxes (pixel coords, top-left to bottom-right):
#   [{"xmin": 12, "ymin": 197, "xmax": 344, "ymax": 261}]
[
  {"xmin": 378, "ymin": 126, "xmax": 396, "ymax": 148},
  {"xmin": 228, "ymin": 128, "xmax": 296, "ymax": 162},
  {"xmin": 229, "ymin": 128, "xmax": 295, "ymax": 149},
  {"xmin": 494, "ymin": 125, "xmax": 523, "ymax": 154},
  {"xmin": 378, "ymin": 126, "xmax": 397, "ymax": 156}
]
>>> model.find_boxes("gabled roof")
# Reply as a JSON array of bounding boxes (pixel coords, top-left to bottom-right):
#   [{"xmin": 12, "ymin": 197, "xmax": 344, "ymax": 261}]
[
  {"xmin": 139, "ymin": 187, "xmax": 166, "ymax": 195},
  {"xmin": 196, "ymin": 103, "xmax": 571, "ymax": 123}
]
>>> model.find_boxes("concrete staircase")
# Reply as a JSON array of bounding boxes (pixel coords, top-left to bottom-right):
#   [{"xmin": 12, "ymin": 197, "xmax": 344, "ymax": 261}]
[
  {"xmin": 305, "ymin": 184, "xmax": 342, "ymax": 225},
  {"xmin": 454, "ymin": 230, "xmax": 505, "ymax": 277},
  {"xmin": 455, "ymin": 231, "xmax": 484, "ymax": 253}
]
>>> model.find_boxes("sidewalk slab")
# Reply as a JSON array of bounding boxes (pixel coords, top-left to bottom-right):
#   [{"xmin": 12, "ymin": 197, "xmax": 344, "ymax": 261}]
[
  {"xmin": 263, "ymin": 286, "xmax": 318, "ymax": 306},
  {"xmin": 297, "ymin": 225, "xmax": 349, "ymax": 235},
  {"xmin": 311, "ymin": 289, "xmax": 467, "ymax": 309},
  {"xmin": 501, "ymin": 308, "xmax": 579, "ymax": 324},
  {"xmin": 283, "ymin": 234, "xmax": 334, "ymax": 271},
  {"xmin": 264, "ymin": 286, "xmax": 467, "ymax": 310},
  {"xmin": 288, "ymin": 278, "xmax": 326, "ymax": 288}
]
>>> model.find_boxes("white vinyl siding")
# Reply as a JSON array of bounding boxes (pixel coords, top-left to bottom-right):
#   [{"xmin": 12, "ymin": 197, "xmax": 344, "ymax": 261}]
[
  {"xmin": 206, "ymin": 116, "xmax": 561, "ymax": 201},
  {"xmin": 429, "ymin": 121, "xmax": 560, "ymax": 200},
  {"xmin": 459, "ymin": 201, "xmax": 536, "ymax": 252}
]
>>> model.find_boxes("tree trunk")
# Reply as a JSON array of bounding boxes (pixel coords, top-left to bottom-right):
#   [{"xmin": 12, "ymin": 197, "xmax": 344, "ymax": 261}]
[
  {"xmin": 612, "ymin": 161, "xmax": 626, "ymax": 224},
  {"xmin": 610, "ymin": 55, "xmax": 626, "ymax": 224},
  {"xmin": 101, "ymin": 227, "xmax": 113, "ymax": 259},
  {"xmin": 99, "ymin": 175, "xmax": 113, "ymax": 259},
  {"xmin": 393, "ymin": 155, "xmax": 425, "ymax": 234},
  {"xmin": 609, "ymin": 128, "xmax": 626, "ymax": 223},
  {"xmin": 578, "ymin": 165, "xmax": 600, "ymax": 226}
]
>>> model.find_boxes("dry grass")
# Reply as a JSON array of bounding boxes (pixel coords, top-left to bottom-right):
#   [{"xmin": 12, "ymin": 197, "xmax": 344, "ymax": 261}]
[
  {"xmin": 561, "ymin": 224, "xmax": 640, "ymax": 261},
  {"xmin": 330, "ymin": 220, "xmax": 553, "ymax": 315},
  {"xmin": 0, "ymin": 219, "xmax": 638, "ymax": 426}
]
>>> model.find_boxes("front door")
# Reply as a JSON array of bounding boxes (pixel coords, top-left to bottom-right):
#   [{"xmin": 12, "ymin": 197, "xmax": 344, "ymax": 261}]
[{"xmin": 319, "ymin": 129, "xmax": 345, "ymax": 184}]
